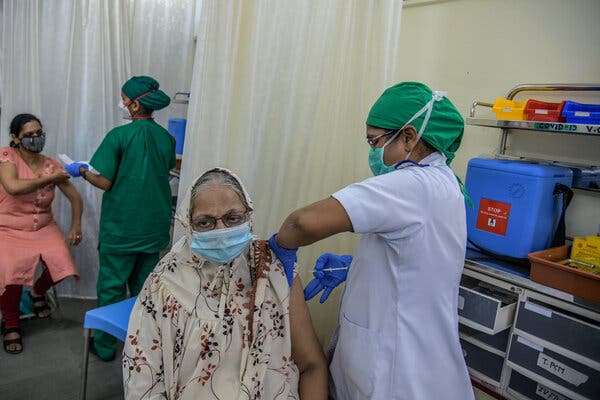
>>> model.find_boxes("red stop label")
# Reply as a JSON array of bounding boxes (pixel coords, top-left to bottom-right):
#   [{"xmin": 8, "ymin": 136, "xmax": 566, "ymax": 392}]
[{"xmin": 476, "ymin": 198, "xmax": 511, "ymax": 236}]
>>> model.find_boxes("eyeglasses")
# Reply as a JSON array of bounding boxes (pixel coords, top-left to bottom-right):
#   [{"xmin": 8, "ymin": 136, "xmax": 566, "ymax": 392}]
[
  {"xmin": 21, "ymin": 130, "xmax": 45, "ymax": 138},
  {"xmin": 191, "ymin": 211, "xmax": 248, "ymax": 232},
  {"xmin": 366, "ymin": 129, "xmax": 398, "ymax": 149}
]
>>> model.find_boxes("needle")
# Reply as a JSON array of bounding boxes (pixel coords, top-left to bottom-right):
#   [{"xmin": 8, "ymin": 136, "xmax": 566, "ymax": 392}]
[{"xmin": 310, "ymin": 267, "xmax": 348, "ymax": 272}]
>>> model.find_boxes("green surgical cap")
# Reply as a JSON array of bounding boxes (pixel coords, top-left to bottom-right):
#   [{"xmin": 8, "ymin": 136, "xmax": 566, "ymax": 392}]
[
  {"xmin": 122, "ymin": 76, "xmax": 171, "ymax": 111},
  {"xmin": 366, "ymin": 81, "xmax": 464, "ymax": 165}
]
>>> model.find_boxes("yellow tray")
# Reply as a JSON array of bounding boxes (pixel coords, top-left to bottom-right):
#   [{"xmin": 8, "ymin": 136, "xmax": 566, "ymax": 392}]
[{"xmin": 492, "ymin": 98, "xmax": 526, "ymax": 120}]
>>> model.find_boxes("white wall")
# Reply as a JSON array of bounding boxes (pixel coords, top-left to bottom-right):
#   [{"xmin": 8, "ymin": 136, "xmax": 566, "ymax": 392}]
[
  {"xmin": 307, "ymin": 0, "xmax": 600, "ymax": 347},
  {"xmin": 397, "ymin": 0, "xmax": 600, "ymax": 239}
]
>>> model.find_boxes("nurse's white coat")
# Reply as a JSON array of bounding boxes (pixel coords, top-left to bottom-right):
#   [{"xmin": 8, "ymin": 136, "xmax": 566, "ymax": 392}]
[{"xmin": 330, "ymin": 152, "xmax": 474, "ymax": 400}]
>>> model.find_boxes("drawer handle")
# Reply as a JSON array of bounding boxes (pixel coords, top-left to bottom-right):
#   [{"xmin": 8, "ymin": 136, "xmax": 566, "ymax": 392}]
[
  {"xmin": 517, "ymin": 336, "xmax": 544, "ymax": 352},
  {"xmin": 525, "ymin": 302, "xmax": 552, "ymax": 318}
]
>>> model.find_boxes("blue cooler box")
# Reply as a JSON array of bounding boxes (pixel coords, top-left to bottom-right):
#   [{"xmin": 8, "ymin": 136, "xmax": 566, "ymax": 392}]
[{"xmin": 465, "ymin": 158, "xmax": 573, "ymax": 259}]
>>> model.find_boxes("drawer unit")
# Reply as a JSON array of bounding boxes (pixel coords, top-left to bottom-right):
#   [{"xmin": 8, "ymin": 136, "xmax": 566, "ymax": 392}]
[
  {"xmin": 461, "ymin": 338, "xmax": 505, "ymax": 384},
  {"xmin": 507, "ymin": 369, "xmax": 574, "ymax": 400},
  {"xmin": 507, "ymin": 335, "xmax": 600, "ymax": 400},
  {"xmin": 459, "ymin": 276, "xmax": 518, "ymax": 334},
  {"xmin": 514, "ymin": 301, "xmax": 600, "ymax": 366},
  {"xmin": 459, "ymin": 323, "xmax": 511, "ymax": 353}
]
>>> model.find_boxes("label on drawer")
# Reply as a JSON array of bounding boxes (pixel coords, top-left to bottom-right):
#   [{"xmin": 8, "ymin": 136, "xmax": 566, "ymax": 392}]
[
  {"xmin": 535, "ymin": 384, "xmax": 567, "ymax": 400},
  {"xmin": 524, "ymin": 302, "xmax": 552, "ymax": 318},
  {"xmin": 536, "ymin": 353, "xmax": 589, "ymax": 386},
  {"xmin": 458, "ymin": 295, "xmax": 465, "ymax": 310}
]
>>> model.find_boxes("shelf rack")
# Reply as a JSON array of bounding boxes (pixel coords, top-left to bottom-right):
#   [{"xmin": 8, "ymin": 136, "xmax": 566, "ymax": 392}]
[
  {"xmin": 468, "ymin": 83, "xmax": 600, "ymax": 154},
  {"xmin": 467, "ymin": 84, "xmax": 600, "ymax": 192},
  {"xmin": 172, "ymin": 91, "xmax": 190, "ymax": 104}
]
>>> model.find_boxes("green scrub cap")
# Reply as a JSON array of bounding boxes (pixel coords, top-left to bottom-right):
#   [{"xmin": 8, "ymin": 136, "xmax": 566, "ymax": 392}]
[
  {"xmin": 122, "ymin": 76, "xmax": 171, "ymax": 111},
  {"xmin": 366, "ymin": 81, "xmax": 464, "ymax": 165}
]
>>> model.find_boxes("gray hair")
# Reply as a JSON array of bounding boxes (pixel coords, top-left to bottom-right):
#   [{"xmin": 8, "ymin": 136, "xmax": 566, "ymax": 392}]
[{"xmin": 190, "ymin": 170, "xmax": 250, "ymax": 213}]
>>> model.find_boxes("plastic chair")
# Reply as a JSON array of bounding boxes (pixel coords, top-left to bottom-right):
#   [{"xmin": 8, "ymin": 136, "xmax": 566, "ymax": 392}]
[{"xmin": 79, "ymin": 296, "xmax": 137, "ymax": 400}]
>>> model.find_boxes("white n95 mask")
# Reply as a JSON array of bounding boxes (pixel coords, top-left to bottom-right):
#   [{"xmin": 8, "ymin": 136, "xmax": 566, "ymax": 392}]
[{"xmin": 118, "ymin": 100, "xmax": 132, "ymax": 120}]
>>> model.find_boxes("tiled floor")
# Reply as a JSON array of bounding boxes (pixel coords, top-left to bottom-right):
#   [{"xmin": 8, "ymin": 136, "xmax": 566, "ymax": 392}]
[
  {"xmin": 0, "ymin": 298, "xmax": 123, "ymax": 400},
  {"xmin": 2, "ymin": 297, "xmax": 499, "ymax": 400},
  {"xmin": 474, "ymin": 387, "xmax": 499, "ymax": 400}
]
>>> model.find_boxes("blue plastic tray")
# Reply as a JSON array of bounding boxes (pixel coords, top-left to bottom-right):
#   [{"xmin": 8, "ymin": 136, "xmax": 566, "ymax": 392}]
[{"xmin": 561, "ymin": 101, "xmax": 600, "ymax": 125}]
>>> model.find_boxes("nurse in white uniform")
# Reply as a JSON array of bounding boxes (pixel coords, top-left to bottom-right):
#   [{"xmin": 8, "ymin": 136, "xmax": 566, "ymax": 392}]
[{"xmin": 268, "ymin": 82, "xmax": 475, "ymax": 400}]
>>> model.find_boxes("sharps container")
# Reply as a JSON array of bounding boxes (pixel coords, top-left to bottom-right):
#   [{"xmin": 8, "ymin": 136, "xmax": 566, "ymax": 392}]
[
  {"xmin": 465, "ymin": 158, "xmax": 573, "ymax": 259},
  {"xmin": 168, "ymin": 118, "xmax": 186, "ymax": 155}
]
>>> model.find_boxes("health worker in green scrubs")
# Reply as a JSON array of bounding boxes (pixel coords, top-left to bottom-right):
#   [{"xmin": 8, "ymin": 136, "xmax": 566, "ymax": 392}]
[{"xmin": 65, "ymin": 76, "xmax": 176, "ymax": 360}]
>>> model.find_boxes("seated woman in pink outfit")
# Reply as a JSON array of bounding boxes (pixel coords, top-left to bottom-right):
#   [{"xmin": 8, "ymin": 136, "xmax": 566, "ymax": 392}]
[{"xmin": 0, "ymin": 113, "xmax": 83, "ymax": 354}]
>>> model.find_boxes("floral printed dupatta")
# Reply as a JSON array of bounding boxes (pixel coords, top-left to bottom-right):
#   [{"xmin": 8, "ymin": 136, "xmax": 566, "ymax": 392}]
[{"xmin": 123, "ymin": 168, "xmax": 299, "ymax": 399}]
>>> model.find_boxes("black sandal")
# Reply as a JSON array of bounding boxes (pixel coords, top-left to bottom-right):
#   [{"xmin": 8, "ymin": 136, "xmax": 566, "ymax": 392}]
[
  {"xmin": 2, "ymin": 324, "xmax": 23, "ymax": 354},
  {"xmin": 28, "ymin": 292, "xmax": 51, "ymax": 318}
]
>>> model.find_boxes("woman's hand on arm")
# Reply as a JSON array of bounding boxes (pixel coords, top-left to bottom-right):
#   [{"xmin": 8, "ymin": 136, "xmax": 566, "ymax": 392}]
[
  {"xmin": 57, "ymin": 180, "xmax": 83, "ymax": 246},
  {"xmin": 0, "ymin": 161, "xmax": 70, "ymax": 195},
  {"xmin": 276, "ymin": 196, "xmax": 353, "ymax": 249},
  {"xmin": 290, "ymin": 276, "xmax": 328, "ymax": 400}
]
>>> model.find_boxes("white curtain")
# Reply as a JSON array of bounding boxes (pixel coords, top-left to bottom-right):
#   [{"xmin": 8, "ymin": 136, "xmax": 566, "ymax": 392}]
[
  {"xmin": 180, "ymin": 0, "xmax": 402, "ymax": 344},
  {"xmin": 0, "ymin": 0, "xmax": 197, "ymax": 297},
  {"xmin": 127, "ymin": 0, "xmax": 199, "ymax": 127}
]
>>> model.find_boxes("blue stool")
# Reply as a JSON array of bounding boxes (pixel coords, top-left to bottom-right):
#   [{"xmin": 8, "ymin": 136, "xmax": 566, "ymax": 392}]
[{"xmin": 79, "ymin": 296, "xmax": 137, "ymax": 400}]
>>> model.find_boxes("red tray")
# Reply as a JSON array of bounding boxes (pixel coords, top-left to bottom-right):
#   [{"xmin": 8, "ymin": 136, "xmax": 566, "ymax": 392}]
[{"xmin": 524, "ymin": 100, "xmax": 566, "ymax": 122}]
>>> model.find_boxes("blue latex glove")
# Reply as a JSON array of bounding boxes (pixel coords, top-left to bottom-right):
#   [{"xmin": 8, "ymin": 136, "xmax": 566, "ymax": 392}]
[
  {"xmin": 304, "ymin": 253, "xmax": 352, "ymax": 303},
  {"xmin": 65, "ymin": 162, "xmax": 89, "ymax": 177},
  {"xmin": 268, "ymin": 234, "xmax": 298, "ymax": 287}
]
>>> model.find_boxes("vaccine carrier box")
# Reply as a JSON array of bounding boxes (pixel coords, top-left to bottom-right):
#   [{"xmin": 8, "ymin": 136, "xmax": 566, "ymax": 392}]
[{"xmin": 465, "ymin": 158, "xmax": 573, "ymax": 259}]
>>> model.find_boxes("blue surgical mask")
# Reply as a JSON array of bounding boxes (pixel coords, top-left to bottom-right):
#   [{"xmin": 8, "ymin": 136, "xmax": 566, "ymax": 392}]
[{"xmin": 191, "ymin": 222, "xmax": 253, "ymax": 264}]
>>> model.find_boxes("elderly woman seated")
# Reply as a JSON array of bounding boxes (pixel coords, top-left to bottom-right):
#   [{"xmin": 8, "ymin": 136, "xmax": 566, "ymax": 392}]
[{"xmin": 123, "ymin": 168, "xmax": 327, "ymax": 399}]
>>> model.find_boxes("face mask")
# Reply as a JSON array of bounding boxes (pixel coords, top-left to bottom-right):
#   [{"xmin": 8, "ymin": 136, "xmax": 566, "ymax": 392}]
[
  {"xmin": 20, "ymin": 133, "xmax": 46, "ymax": 153},
  {"xmin": 191, "ymin": 222, "xmax": 253, "ymax": 264},
  {"xmin": 368, "ymin": 129, "xmax": 402, "ymax": 176},
  {"xmin": 368, "ymin": 90, "xmax": 447, "ymax": 176},
  {"xmin": 118, "ymin": 100, "xmax": 131, "ymax": 120}
]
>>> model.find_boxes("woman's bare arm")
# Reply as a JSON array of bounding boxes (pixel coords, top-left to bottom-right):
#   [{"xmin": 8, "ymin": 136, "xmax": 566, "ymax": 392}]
[
  {"xmin": 290, "ymin": 276, "xmax": 328, "ymax": 399},
  {"xmin": 276, "ymin": 197, "xmax": 353, "ymax": 249},
  {"xmin": 0, "ymin": 161, "xmax": 69, "ymax": 195}
]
